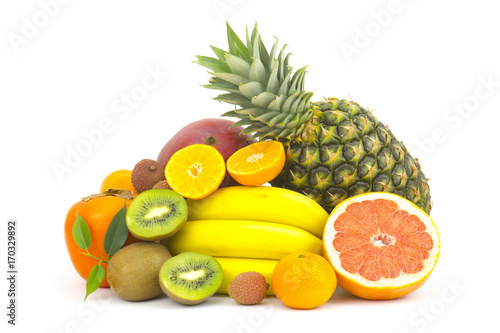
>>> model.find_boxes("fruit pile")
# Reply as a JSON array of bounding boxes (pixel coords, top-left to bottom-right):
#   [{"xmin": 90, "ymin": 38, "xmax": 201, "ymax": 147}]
[{"xmin": 64, "ymin": 23, "xmax": 440, "ymax": 309}]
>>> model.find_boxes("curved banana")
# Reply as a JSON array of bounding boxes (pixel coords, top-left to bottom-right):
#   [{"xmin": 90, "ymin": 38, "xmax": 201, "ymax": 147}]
[
  {"xmin": 186, "ymin": 186, "xmax": 328, "ymax": 238},
  {"xmin": 214, "ymin": 257, "xmax": 277, "ymax": 295},
  {"xmin": 162, "ymin": 220, "xmax": 323, "ymax": 260}
]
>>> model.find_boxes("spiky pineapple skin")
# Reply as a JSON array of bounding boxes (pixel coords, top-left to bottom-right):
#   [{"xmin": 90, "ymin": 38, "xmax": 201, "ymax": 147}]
[{"xmin": 271, "ymin": 98, "xmax": 432, "ymax": 214}]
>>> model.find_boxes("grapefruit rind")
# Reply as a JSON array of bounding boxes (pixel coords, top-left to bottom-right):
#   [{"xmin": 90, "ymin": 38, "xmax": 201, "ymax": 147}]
[{"xmin": 323, "ymin": 192, "xmax": 440, "ymax": 300}]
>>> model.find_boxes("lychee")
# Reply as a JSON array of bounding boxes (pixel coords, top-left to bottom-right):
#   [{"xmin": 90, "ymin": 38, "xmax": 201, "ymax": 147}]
[
  {"xmin": 227, "ymin": 271, "xmax": 269, "ymax": 305},
  {"xmin": 131, "ymin": 159, "xmax": 165, "ymax": 193}
]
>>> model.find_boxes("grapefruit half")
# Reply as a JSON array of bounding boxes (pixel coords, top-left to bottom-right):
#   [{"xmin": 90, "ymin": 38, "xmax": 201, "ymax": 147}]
[{"xmin": 323, "ymin": 192, "xmax": 440, "ymax": 300}]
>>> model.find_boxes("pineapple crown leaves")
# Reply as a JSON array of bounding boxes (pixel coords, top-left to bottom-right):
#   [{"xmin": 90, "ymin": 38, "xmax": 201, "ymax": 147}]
[{"xmin": 195, "ymin": 22, "xmax": 314, "ymax": 141}]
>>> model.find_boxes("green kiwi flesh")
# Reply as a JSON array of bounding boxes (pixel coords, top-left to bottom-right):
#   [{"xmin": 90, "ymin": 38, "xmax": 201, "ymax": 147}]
[
  {"xmin": 159, "ymin": 252, "xmax": 223, "ymax": 305},
  {"xmin": 108, "ymin": 242, "xmax": 171, "ymax": 301},
  {"xmin": 126, "ymin": 189, "xmax": 188, "ymax": 241}
]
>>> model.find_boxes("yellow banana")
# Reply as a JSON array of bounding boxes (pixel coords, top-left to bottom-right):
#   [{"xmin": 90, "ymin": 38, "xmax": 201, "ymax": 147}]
[
  {"xmin": 214, "ymin": 257, "xmax": 277, "ymax": 295},
  {"xmin": 162, "ymin": 220, "xmax": 323, "ymax": 260},
  {"xmin": 186, "ymin": 186, "xmax": 328, "ymax": 238}
]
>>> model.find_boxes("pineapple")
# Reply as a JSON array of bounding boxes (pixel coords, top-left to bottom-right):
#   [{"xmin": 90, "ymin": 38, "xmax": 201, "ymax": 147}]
[{"xmin": 196, "ymin": 23, "xmax": 431, "ymax": 214}]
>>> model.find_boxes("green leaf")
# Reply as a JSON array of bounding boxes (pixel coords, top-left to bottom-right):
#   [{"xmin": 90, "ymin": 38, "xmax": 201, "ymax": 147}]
[
  {"xmin": 268, "ymin": 37, "xmax": 279, "ymax": 69},
  {"xmin": 84, "ymin": 264, "xmax": 105, "ymax": 301},
  {"xmin": 226, "ymin": 22, "xmax": 250, "ymax": 61},
  {"xmin": 277, "ymin": 44, "xmax": 288, "ymax": 82},
  {"xmin": 221, "ymin": 110, "xmax": 246, "ymax": 119},
  {"xmin": 210, "ymin": 45, "xmax": 229, "ymax": 63},
  {"xmin": 266, "ymin": 60, "xmax": 280, "ymax": 94},
  {"xmin": 211, "ymin": 72, "xmax": 249, "ymax": 86},
  {"xmin": 224, "ymin": 54, "xmax": 251, "ymax": 77},
  {"xmin": 204, "ymin": 77, "xmax": 243, "ymax": 96},
  {"xmin": 214, "ymin": 93, "xmax": 254, "ymax": 108},
  {"xmin": 239, "ymin": 81, "xmax": 265, "ymax": 100},
  {"xmin": 252, "ymin": 91, "xmax": 275, "ymax": 108},
  {"xmin": 72, "ymin": 214, "xmax": 91, "ymax": 250},
  {"xmin": 246, "ymin": 25, "xmax": 252, "ymax": 58},
  {"xmin": 278, "ymin": 70, "xmax": 292, "ymax": 96},
  {"xmin": 195, "ymin": 55, "xmax": 229, "ymax": 73},
  {"xmin": 103, "ymin": 201, "xmax": 129, "ymax": 256},
  {"xmin": 282, "ymin": 92, "xmax": 298, "ymax": 113},
  {"xmin": 257, "ymin": 35, "xmax": 270, "ymax": 72},
  {"xmin": 249, "ymin": 57, "xmax": 269, "ymax": 87}
]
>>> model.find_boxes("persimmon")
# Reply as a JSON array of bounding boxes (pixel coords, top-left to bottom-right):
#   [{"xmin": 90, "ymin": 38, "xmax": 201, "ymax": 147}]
[
  {"xmin": 99, "ymin": 169, "xmax": 138, "ymax": 197},
  {"xmin": 64, "ymin": 193, "xmax": 137, "ymax": 287}
]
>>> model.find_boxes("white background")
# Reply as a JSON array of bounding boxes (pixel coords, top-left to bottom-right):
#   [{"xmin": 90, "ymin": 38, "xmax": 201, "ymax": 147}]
[{"xmin": 1, "ymin": 0, "xmax": 499, "ymax": 332}]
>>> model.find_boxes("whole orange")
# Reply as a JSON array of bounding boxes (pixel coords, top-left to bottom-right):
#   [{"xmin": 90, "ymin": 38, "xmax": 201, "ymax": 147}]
[
  {"xmin": 99, "ymin": 169, "xmax": 138, "ymax": 197},
  {"xmin": 271, "ymin": 251, "xmax": 337, "ymax": 309},
  {"xmin": 64, "ymin": 195, "xmax": 137, "ymax": 287}
]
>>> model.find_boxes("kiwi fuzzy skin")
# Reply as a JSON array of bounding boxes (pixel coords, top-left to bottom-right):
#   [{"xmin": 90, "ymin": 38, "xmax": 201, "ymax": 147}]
[{"xmin": 107, "ymin": 242, "xmax": 171, "ymax": 301}]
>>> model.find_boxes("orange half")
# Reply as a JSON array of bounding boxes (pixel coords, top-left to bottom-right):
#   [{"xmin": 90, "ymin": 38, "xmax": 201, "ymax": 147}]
[
  {"xmin": 323, "ymin": 192, "xmax": 440, "ymax": 300},
  {"xmin": 226, "ymin": 141, "xmax": 285, "ymax": 186},
  {"xmin": 165, "ymin": 144, "xmax": 226, "ymax": 200}
]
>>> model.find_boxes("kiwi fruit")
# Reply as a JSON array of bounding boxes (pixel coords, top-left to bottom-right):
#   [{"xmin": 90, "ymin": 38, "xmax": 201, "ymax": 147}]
[
  {"xmin": 107, "ymin": 242, "xmax": 171, "ymax": 301},
  {"xmin": 159, "ymin": 252, "xmax": 223, "ymax": 305},
  {"xmin": 126, "ymin": 189, "xmax": 188, "ymax": 241},
  {"xmin": 131, "ymin": 159, "xmax": 166, "ymax": 193}
]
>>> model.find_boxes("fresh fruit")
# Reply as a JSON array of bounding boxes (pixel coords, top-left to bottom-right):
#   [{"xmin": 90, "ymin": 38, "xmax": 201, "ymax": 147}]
[
  {"xmin": 162, "ymin": 220, "xmax": 322, "ymax": 260},
  {"xmin": 152, "ymin": 180, "xmax": 171, "ymax": 190},
  {"xmin": 323, "ymin": 192, "xmax": 440, "ymax": 300},
  {"xmin": 215, "ymin": 257, "xmax": 276, "ymax": 295},
  {"xmin": 186, "ymin": 186, "xmax": 328, "ymax": 238},
  {"xmin": 125, "ymin": 189, "xmax": 188, "ymax": 241},
  {"xmin": 226, "ymin": 141, "xmax": 286, "ymax": 186},
  {"xmin": 64, "ymin": 194, "xmax": 137, "ymax": 287},
  {"xmin": 157, "ymin": 118, "xmax": 255, "ymax": 168},
  {"xmin": 159, "ymin": 252, "xmax": 223, "ymax": 305},
  {"xmin": 99, "ymin": 169, "xmax": 138, "ymax": 197},
  {"xmin": 107, "ymin": 242, "xmax": 171, "ymax": 301},
  {"xmin": 196, "ymin": 23, "xmax": 431, "ymax": 214},
  {"xmin": 157, "ymin": 118, "xmax": 256, "ymax": 188},
  {"xmin": 271, "ymin": 251, "xmax": 337, "ymax": 309},
  {"xmin": 228, "ymin": 271, "xmax": 269, "ymax": 305},
  {"xmin": 165, "ymin": 144, "xmax": 226, "ymax": 200},
  {"xmin": 131, "ymin": 159, "xmax": 166, "ymax": 193}
]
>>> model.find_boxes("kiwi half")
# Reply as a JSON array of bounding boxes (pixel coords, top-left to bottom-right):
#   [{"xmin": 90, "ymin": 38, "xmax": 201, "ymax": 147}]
[
  {"xmin": 126, "ymin": 189, "xmax": 188, "ymax": 241},
  {"xmin": 159, "ymin": 252, "xmax": 223, "ymax": 305}
]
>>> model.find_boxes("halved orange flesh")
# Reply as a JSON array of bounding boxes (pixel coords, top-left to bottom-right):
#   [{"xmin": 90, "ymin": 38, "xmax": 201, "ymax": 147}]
[
  {"xmin": 226, "ymin": 141, "xmax": 285, "ymax": 186},
  {"xmin": 323, "ymin": 192, "xmax": 440, "ymax": 300},
  {"xmin": 165, "ymin": 144, "xmax": 225, "ymax": 200}
]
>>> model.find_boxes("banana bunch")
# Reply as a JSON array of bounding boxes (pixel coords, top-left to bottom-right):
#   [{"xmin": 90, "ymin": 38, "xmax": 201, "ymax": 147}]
[
  {"xmin": 162, "ymin": 186, "xmax": 329, "ymax": 294},
  {"xmin": 185, "ymin": 185, "xmax": 328, "ymax": 237}
]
